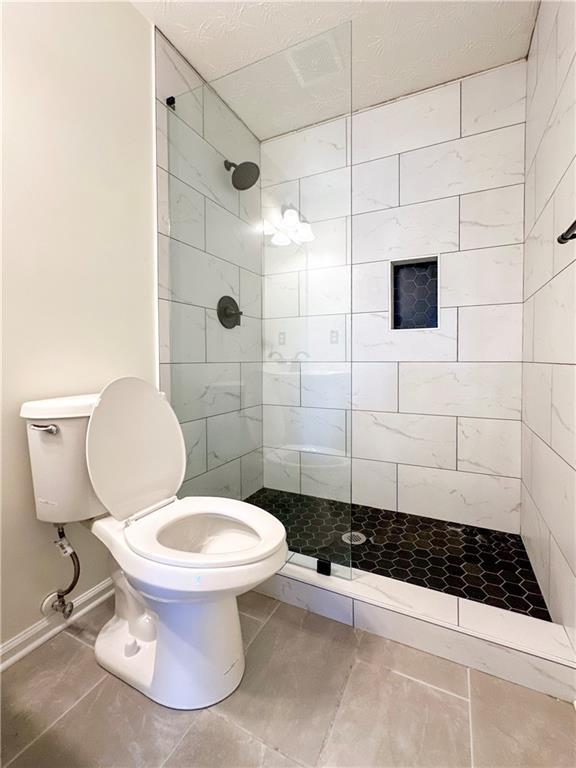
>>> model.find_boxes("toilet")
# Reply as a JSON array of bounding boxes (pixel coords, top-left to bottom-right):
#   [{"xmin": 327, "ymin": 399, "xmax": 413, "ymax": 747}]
[{"xmin": 20, "ymin": 377, "xmax": 287, "ymax": 709}]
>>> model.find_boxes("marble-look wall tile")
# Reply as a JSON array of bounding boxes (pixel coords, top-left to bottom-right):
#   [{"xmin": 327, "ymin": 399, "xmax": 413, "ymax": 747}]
[
  {"xmin": 521, "ymin": 423, "xmax": 533, "ymax": 496},
  {"xmin": 157, "ymin": 168, "xmax": 205, "ymax": 250},
  {"xmin": 203, "ymin": 86, "xmax": 259, "ymax": 166},
  {"xmin": 553, "ymin": 158, "xmax": 576, "ymax": 275},
  {"xmin": 300, "ymin": 167, "xmax": 350, "ymax": 222},
  {"xmin": 460, "ymin": 184, "xmax": 524, "ymax": 250},
  {"xmin": 263, "ymin": 405, "xmax": 346, "ymax": 456},
  {"xmin": 239, "ymin": 184, "xmax": 261, "ymax": 227},
  {"xmin": 261, "ymin": 119, "xmax": 346, "ymax": 186},
  {"xmin": 400, "ymin": 362, "xmax": 522, "ymax": 419},
  {"xmin": 352, "ymin": 309, "xmax": 457, "ymax": 362},
  {"xmin": 241, "ymin": 449, "xmax": 263, "ymax": 498},
  {"xmin": 301, "ymin": 362, "xmax": 351, "ymax": 409},
  {"xmin": 352, "ymin": 362, "xmax": 398, "ymax": 412},
  {"xmin": 461, "ymin": 60, "xmax": 526, "ymax": 136},
  {"xmin": 522, "ymin": 363, "xmax": 552, "ymax": 443},
  {"xmin": 158, "ymin": 300, "xmax": 206, "ymax": 363},
  {"xmin": 352, "ymin": 458, "xmax": 397, "ymax": 509},
  {"xmin": 556, "ymin": 0, "xmax": 576, "ymax": 90},
  {"xmin": 299, "ymin": 266, "xmax": 351, "ymax": 316},
  {"xmin": 551, "ymin": 364, "xmax": 576, "ymax": 468},
  {"xmin": 458, "ymin": 417, "xmax": 521, "ymax": 477},
  {"xmin": 240, "ymin": 269, "xmax": 262, "ymax": 318},
  {"xmin": 161, "ymin": 362, "xmax": 240, "ymax": 421},
  {"xmin": 158, "ymin": 235, "xmax": 239, "ymax": 310},
  {"xmin": 181, "ymin": 419, "xmax": 207, "ymax": 481},
  {"xmin": 262, "ymin": 362, "xmax": 300, "ymax": 406},
  {"xmin": 533, "ymin": 261, "xmax": 576, "ymax": 363},
  {"xmin": 240, "ymin": 363, "xmax": 263, "ymax": 408},
  {"xmin": 180, "ymin": 458, "xmax": 242, "ymax": 500},
  {"xmin": 205, "ymin": 199, "xmax": 262, "ymax": 274},
  {"xmin": 524, "ymin": 198, "xmax": 554, "ymax": 299},
  {"xmin": 398, "ymin": 464, "xmax": 521, "ymax": 532},
  {"xmin": 458, "ymin": 304, "xmax": 523, "ymax": 362},
  {"xmin": 440, "ymin": 245, "xmax": 523, "ymax": 306},
  {"xmin": 155, "ymin": 33, "xmax": 203, "ymax": 135},
  {"xmin": 549, "ymin": 537, "xmax": 576, "ymax": 649},
  {"xmin": 264, "ymin": 315, "xmax": 346, "ymax": 362},
  {"xmin": 300, "ymin": 454, "xmax": 351, "ymax": 503},
  {"xmin": 263, "ymin": 447, "xmax": 300, "ymax": 493},
  {"xmin": 520, "ymin": 485, "xmax": 551, "ymax": 604},
  {"xmin": 352, "ymin": 82, "xmax": 460, "ymax": 164},
  {"xmin": 263, "ymin": 273, "xmax": 299, "ymax": 318},
  {"xmin": 206, "ymin": 311, "xmax": 261, "ymax": 363},
  {"xmin": 264, "ymin": 218, "xmax": 348, "ymax": 275},
  {"xmin": 156, "ymin": 102, "xmax": 169, "ymax": 171},
  {"xmin": 352, "ymin": 411, "xmax": 457, "ymax": 469},
  {"xmin": 167, "ymin": 111, "xmax": 238, "ymax": 214},
  {"xmin": 352, "ymin": 197, "xmax": 458, "ymax": 264},
  {"xmin": 207, "ymin": 406, "xmax": 263, "ymax": 469},
  {"xmin": 523, "ymin": 295, "xmax": 535, "ymax": 362},
  {"xmin": 352, "ymin": 261, "xmax": 389, "ymax": 313},
  {"xmin": 352, "ymin": 156, "xmax": 399, "ymax": 214},
  {"xmin": 400, "ymin": 124, "xmax": 525, "ymax": 204},
  {"xmin": 261, "ymin": 180, "xmax": 299, "ymax": 228}
]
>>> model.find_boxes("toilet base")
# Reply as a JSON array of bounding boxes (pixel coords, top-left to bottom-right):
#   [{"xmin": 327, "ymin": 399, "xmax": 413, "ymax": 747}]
[{"xmin": 95, "ymin": 591, "xmax": 246, "ymax": 709}]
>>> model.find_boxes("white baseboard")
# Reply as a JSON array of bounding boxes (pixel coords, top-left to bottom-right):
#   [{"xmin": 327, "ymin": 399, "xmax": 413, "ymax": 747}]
[{"xmin": 0, "ymin": 577, "xmax": 113, "ymax": 671}]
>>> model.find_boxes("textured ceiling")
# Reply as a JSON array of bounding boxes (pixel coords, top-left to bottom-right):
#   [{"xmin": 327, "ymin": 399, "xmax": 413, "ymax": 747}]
[{"xmin": 136, "ymin": 1, "xmax": 538, "ymax": 139}]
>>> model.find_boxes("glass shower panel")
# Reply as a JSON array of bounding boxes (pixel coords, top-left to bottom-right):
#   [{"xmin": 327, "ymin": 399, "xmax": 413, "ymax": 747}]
[{"xmin": 209, "ymin": 25, "xmax": 353, "ymax": 577}]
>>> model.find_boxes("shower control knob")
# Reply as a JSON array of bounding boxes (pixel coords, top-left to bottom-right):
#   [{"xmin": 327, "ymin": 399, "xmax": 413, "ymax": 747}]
[{"xmin": 217, "ymin": 296, "xmax": 242, "ymax": 329}]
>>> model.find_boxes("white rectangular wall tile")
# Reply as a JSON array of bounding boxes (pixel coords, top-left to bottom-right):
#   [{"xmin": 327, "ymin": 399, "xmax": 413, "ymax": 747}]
[
  {"xmin": 440, "ymin": 245, "xmax": 523, "ymax": 306},
  {"xmin": 398, "ymin": 464, "xmax": 521, "ymax": 532},
  {"xmin": 241, "ymin": 449, "xmax": 263, "ymax": 498},
  {"xmin": 159, "ymin": 300, "xmax": 206, "ymax": 363},
  {"xmin": 261, "ymin": 180, "xmax": 299, "ymax": 228},
  {"xmin": 352, "ymin": 411, "xmax": 456, "ymax": 469},
  {"xmin": 522, "ymin": 363, "xmax": 552, "ymax": 443},
  {"xmin": 352, "ymin": 309, "xmax": 457, "ymax": 362},
  {"xmin": 458, "ymin": 417, "xmax": 521, "ymax": 477},
  {"xmin": 203, "ymin": 86, "xmax": 259, "ymax": 165},
  {"xmin": 181, "ymin": 419, "xmax": 207, "ymax": 481},
  {"xmin": 157, "ymin": 168, "xmax": 205, "ymax": 250},
  {"xmin": 240, "ymin": 269, "xmax": 262, "ymax": 318},
  {"xmin": 524, "ymin": 199, "xmax": 554, "ymax": 299},
  {"xmin": 352, "ymin": 458, "xmax": 397, "ymax": 509},
  {"xmin": 352, "ymin": 362, "xmax": 398, "ymax": 411},
  {"xmin": 400, "ymin": 124, "xmax": 525, "ymax": 204},
  {"xmin": 461, "ymin": 60, "xmax": 526, "ymax": 136},
  {"xmin": 523, "ymin": 295, "xmax": 535, "ymax": 362},
  {"xmin": 521, "ymin": 485, "xmax": 551, "ymax": 603},
  {"xmin": 300, "ymin": 167, "xmax": 350, "ymax": 222},
  {"xmin": 207, "ymin": 406, "xmax": 263, "ymax": 469},
  {"xmin": 549, "ymin": 538, "xmax": 576, "ymax": 650},
  {"xmin": 264, "ymin": 315, "xmax": 346, "ymax": 362},
  {"xmin": 161, "ymin": 362, "xmax": 240, "ymax": 420},
  {"xmin": 301, "ymin": 454, "xmax": 351, "ymax": 503},
  {"xmin": 239, "ymin": 184, "xmax": 261, "ymax": 227},
  {"xmin": 299, "ymin": 266, "xmax": 351, "ymax": 315},
  {"xmin": 263, "ymin": 405, "xmax": 346, "ymax": 456},
  {"xmin": 206, "ymin": 311, "xmax": 261, "ymax": 363},
  {"xmin": 240, "ymin": 362, "xmax": 263, "ymax": 408},
  {"xmin": 533, "ymin": 262, "xmax": 576, "ymax": 363},
  {"xmin": 553, "ymin": 159, "xmax": 576, "ymax": 276},
  {"xmin": 352, "ymin": 156, "xmax": 399, "ymax": 214},
  {"xmin": 206, "ymin": 199, "xmax": 262, "ymax": 274},
  {"xmin": 180, "ymin": 459, "xmax": 241, "ymax": 500},
  {"xmin": 458, "ymin": 304, "xmax": 523, "ymax": 362},
  {"xmin": 551, "ymin": 364, "xmax": 576, "ymax": 468},
  {"xmin": 156, "ymin": 102, "xmax": 169, "ymax": 171},
  {"xmin": 263, "ymin": 273, "xmax": 299, "ymax": 318},
  {"xmin": 352, "ymin": 82, "xmax": 460, "ymax": 164},
  {"xmin": 262, "ymin": 362, "xmax": 300, "ymax": 406},
  {"xmin": 352, "ymin": 197, "xmax": 459, "ymax": 263},
  {"xmin": 352, "ymin": 261, "xmax": 389, "ymax": 313},
  {"xmin": 400, "ymin": 362, "xmax": 522, "ymax": 419},
  {"xmin": 263, "ymin": 218, "xmax": 348, "ymax": 275},
  {"xmin": 263, "ymin": 447, "xmax": 300, "ymax": 493},
  {"xmin": 301, "ymin": 362, "xmax": 350, "ymax": 408},
  {"xmin": 261, "ymin": 118, "xmax": 346, "ymax": 186},
  {"xmin": 155, "ymin": 34, "xmax": 203, "ymax": 135},
  {"xmin": 460, "ymin": 184, "xmax": 524, "ymax": 250}
]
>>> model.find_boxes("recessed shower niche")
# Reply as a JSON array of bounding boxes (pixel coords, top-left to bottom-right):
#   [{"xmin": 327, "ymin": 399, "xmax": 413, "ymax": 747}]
[{"xmin": 391, "ymin": 258, "xmax": 438, "ymax": 330}]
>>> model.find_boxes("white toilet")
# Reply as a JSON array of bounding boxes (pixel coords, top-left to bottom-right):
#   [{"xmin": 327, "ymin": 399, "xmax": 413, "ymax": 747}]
[{"xmin": 20, "ymin": 377, "xmax": 287, "ymax": 709}]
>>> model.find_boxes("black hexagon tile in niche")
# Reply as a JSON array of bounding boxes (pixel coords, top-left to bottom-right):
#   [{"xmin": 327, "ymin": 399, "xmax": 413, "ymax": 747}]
[
  {"xmin": 392, "ymin": 259, "xmax": 438, "ymax": 329},
  {"xmin": 246, "ymin": 488, "xmax": 552, "ymax": 621}
]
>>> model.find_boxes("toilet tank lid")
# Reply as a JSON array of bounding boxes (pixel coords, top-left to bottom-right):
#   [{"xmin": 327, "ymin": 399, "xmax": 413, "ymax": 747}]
[{"xmin": 20, "ymin": 394, "xmax": 99, "ymax": 419}]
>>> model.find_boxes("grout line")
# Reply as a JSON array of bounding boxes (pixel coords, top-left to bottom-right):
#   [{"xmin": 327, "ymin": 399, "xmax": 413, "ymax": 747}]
[
  {"xmin": 62, "ymin": 629, "xmax": 97, "ymax": 652},
  {"xmin": 468, "ymin": 667, "xmax": 475, "ymax": 768},
  {"xmin": 388, "ymin": 667, "xmax": 470, "ymax": 702},
  {"xmin": 4, "ymin": 673, "xmax": 108, "ymax": 768}
]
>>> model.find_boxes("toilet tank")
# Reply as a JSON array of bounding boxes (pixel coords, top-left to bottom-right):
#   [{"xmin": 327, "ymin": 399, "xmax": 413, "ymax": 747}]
[{"xmin": 20, "ymin": 394, "xmax": 108, "ymax": 523}]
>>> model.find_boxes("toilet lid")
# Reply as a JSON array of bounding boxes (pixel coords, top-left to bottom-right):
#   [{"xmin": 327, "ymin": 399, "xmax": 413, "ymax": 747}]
[{"xmin": 86, "ymin": 377, "xmax": 185, "ymax": 521}]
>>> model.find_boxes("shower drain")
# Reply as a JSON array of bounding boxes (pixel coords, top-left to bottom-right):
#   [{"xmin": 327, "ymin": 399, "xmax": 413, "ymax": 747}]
[{"xmin": 341, "ymin": 531, "xmax": 367, "ymax": 545}]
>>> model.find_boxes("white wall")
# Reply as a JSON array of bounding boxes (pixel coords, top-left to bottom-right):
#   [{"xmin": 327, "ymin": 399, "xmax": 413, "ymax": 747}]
[
  {"xmin": 521, "ymin": 0, "xmax": 575, "ymax": 649},
  {"xmin": 155, "ymin": 33, "xmax": 264, "ymax": 501},
  {"xmin": 260, "ymin": 61, "xmax": 526, "ymax": 534},
  {"xmin": 1, "ymin": 3, "xmax": 156, "ymax": 642}
]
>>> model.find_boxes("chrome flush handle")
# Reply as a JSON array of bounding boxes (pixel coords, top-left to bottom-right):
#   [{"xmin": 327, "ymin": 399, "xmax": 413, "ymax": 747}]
[{"xmin": 29, "ymin": 424, "xmax": 59, "ymax": 434}]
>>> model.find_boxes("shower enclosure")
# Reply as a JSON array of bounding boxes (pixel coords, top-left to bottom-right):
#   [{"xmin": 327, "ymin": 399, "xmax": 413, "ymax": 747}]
[{"xmin": 156, "ymin": 26, "xmax": 552, "ymax": 622}]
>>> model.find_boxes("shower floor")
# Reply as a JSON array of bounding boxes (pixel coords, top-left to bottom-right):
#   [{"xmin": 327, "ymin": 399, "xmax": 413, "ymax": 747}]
[{"xmin": 246, "ymin": 487, "xmax": 551, "ymax": 621}]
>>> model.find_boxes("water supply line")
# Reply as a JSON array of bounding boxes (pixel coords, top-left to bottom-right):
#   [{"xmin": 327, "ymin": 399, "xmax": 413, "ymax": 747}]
[{"xmin": 52, "ymin": 525, "xmax": 80, "ymax": 619}]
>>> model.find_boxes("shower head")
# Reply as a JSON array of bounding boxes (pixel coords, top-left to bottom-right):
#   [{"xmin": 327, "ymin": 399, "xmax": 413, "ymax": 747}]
[{"xmin": 224, "ymin": 159, "xmax": 260, "ymax": 190}]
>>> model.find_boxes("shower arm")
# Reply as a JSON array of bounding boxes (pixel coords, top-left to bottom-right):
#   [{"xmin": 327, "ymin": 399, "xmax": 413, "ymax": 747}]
[{"xmin": 557, "ymin": 218, "xmax": 576, "ymax": 244}]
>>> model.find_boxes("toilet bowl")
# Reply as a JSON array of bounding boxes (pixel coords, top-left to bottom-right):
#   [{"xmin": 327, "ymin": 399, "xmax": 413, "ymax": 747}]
[{"xmin": 21, "ymin": 377, "xmax": 287, "ymax": 709}]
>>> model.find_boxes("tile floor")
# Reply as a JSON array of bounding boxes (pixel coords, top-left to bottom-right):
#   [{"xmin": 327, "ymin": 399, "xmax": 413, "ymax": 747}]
[
  {"xmin": 1, "ymin": 593, "xmax": 574, "ymax": 768},
  {"xmin": 246, "ymin": 488, "xmax": 551, "ymax": 620}
]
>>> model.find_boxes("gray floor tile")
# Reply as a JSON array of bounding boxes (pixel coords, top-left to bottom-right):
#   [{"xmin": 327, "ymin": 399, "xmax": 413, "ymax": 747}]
[
  {"xmin": 240, "ymin": 613, "xmax": 263, "ymax": 649},
  {"xmin": 1, "ymin": 631, "xmax": 106, "ymax": 765},
  {"xmin": 470, "ymin": 669, "xmax": 576, "ymax": 767},
  {"xmin": 237, "ymin": 591, "xmax": 278, "ymax": 622},
  {"xmin": 9, "ymin": 674, "xmax": 197, "ymax": 768},
  {"xmin": 216, "ymin": 602, "xmax": 360, "ymax": 766},
  {"xmin": 64, "ymin": 597, "xmax": 115, "ymax": 647},
  {"xmin": 357, "ymin": 629, "xmax": 469, "ymax": 697},
  {"xmin": 318, "ymin": 660, "xmax": 471, "ymax": 768},
  {"xmin": 164, "ymin": 710, "xmax": 299, "ymax": 767}
]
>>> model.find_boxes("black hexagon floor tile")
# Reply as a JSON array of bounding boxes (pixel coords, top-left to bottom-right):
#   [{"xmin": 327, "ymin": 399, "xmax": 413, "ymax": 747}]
[{"xmin": 246, "ymin": 487, "xmax": 551, "ymax": 622}]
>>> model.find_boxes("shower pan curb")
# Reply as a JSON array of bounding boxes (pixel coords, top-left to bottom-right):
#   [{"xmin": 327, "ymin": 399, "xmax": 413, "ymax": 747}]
[{"xmin": 257, "ymin": 559, "xmax": 576, "ymax": 703}]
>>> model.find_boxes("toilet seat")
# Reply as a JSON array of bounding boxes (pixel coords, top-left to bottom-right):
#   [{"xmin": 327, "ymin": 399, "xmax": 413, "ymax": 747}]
[{"xmin": 123, "ymin": 496, "xmax": 286, "ymax": 569}]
